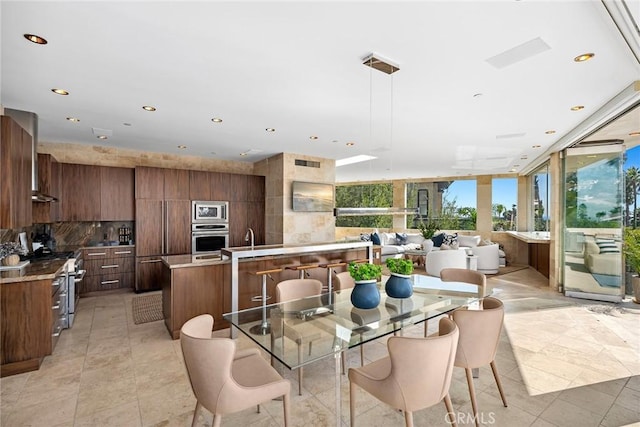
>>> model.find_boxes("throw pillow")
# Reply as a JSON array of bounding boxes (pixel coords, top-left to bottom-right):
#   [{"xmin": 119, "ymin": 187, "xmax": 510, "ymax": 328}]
[
  {"xmin": 360, "ymin": 233, "xmax": 371, "ymax": 242},
  {"xmin": 596, "ymin": 239, "xmax": 619, "ymax": 253},
  {"xmin": 371, "ymin": 232, "xmax": 381, "ymax": 245},
  {"xmin": 395, "ymin": 232, "xmax": 408, "ymax": 245},
  {"xmin": 432, "ymin": 232, "xmax": 445, "ymax": 247},
  {"xmin": 443, "ymin": 233, "xmax": 458, "ymax": 246},
  {"xmin": 440, "ymin": 243, "xmax": 451, "ymax": 250}
]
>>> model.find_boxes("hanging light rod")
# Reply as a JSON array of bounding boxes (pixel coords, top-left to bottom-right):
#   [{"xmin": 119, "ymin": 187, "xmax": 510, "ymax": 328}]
[
  {"xmin": 334, "ymin": 207, "xmax": 418, "ymax": 217},
  {"xmin": 362, "ymin": 53, "xmax": 400, "ymax": 75}
]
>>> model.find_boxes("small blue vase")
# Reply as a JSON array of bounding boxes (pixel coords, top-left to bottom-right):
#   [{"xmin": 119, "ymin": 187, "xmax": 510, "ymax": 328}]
[
  {"xmin": 351, "ymin": 280, "xmax": 380, "ymax": 309},
  {"xmin": 385, "ymin": 273, "xmax": 413, "ymax": 298}
]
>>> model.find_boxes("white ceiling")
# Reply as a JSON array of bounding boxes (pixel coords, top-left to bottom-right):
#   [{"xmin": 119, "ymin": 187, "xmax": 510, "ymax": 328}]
[{"xmin": 1, "ymin": 1, "xmax": 639, "ymax": 183}]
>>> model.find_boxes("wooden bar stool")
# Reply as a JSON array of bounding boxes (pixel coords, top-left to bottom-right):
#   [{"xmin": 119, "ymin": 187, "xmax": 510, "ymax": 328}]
[
  {"xmin": 318, "ymin": 261, "xmax": 347, "ymax": 294},
  {"xmin": 249, "ymin": 268, "xmax": 283, "ymax": 335},
  {"xmin": 285, "ymin": 263, "xmax": 320, "ymax": 279}
]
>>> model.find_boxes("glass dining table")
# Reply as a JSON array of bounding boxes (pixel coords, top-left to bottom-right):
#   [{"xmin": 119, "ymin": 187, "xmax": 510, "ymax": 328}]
[{"xmin": 223, "ymin": 278, "xmax": 479, "ymax": 425}]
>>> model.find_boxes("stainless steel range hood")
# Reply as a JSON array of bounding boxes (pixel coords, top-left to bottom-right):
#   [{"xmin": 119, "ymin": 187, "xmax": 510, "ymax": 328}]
[{"xmin": 4, "ymin": 108, "xmax": 58, "ymax": 202}]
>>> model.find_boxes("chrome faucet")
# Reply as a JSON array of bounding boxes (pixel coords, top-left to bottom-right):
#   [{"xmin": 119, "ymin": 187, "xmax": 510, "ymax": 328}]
[{"xmin": 244, "ymin": 228, "xmax": 255, "ymax": 250}]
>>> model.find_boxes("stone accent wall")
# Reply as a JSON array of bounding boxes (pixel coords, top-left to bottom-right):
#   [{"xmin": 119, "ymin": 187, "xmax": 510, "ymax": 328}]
[
  {"xmin": 37, "ymin": 142, "xmax": 253, "ymax": 174},
  {"xmin": 255, "ymin": 153, "xmax": 335, "ymax": 245}
]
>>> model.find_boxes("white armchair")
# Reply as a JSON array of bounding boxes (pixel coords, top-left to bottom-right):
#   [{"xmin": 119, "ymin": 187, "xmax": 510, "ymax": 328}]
[
  {"xmin": 470, "ymin": 244, "xmax": 500, "ymax": 274},
  {"xmin": 425, "ymin": 249, "xmax": 467, "ymax": 277}
]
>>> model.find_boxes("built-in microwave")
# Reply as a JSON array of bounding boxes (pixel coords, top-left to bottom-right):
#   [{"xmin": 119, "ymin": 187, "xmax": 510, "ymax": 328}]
[{"xmin": 192, "ymin": 200, "xmax": 228, "ymax": 223}]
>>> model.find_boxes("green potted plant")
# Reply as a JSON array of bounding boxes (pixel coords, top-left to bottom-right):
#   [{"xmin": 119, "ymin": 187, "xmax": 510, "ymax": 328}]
[
  {"xmin": 385, "ymin": 258, "xmax": 414, "ymax": 298},
  {"xmin": 417, "ymin": 219, "xmax": 439, "ymax": 240},
  {"xmin": 623, "ymin": 228, "xmax": 640, "ymax": 304},
  {"xmin": 348, "ymin": 262, "xmax": 382, "ymax": 309}
]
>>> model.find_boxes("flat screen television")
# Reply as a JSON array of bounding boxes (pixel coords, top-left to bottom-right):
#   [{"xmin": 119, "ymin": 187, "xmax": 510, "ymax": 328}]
[{"xmin": 292, "ymin": 181, "xmax": 334, "ymax": 212}]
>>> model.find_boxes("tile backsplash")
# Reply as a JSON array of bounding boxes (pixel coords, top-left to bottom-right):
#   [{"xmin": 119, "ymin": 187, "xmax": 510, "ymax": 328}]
[{"xmin": 1, "ymin": 221, "xmax": 135, "ymax": 251}]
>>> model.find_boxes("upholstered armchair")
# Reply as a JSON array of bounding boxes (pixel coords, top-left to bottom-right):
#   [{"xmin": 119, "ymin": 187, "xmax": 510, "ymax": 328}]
[
  {"xmin": 470, "ymin": 244, "xmax": 500, "ymax": 274},
  {"xmin": 425, "ymin": 248, "xmax": 467, "ymax": 277}
]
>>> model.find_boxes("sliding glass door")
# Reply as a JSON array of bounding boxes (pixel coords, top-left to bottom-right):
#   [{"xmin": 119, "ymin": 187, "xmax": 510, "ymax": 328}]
[{"xmin": 563, "ymin": 145, "xmax": 624, "ymax": 302}]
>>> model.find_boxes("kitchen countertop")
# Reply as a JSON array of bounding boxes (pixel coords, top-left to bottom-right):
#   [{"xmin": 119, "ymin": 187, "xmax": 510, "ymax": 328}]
[
  {"xmin": 506, "ymin": 231, "xmax": 551, "ymax": 244},
  {"xmin": 0, "ymin": 259, "xmax": 73, "ymax": 284},
  {"xmin": 162, "ymin": 254, "xmax": 227, "ymax": 269}
]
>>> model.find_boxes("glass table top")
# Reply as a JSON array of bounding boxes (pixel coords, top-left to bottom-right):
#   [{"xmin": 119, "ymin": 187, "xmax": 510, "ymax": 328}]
[{"xmin": 223, "ymin": 285, "xmax": 477, "ymax": 370}]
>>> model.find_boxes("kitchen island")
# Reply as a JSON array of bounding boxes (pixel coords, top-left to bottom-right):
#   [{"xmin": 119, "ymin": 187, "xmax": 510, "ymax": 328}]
[{"xmin": 161, "ymin": 241, "xmax": 373, "ymax": 339}]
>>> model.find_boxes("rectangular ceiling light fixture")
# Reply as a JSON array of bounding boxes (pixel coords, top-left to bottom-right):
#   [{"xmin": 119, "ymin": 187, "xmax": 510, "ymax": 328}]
[
  {"xmin": 336, "ymin": 154, "xmax": 377, "ymax": 167},
  {"xmin": 363, "ymin": 53, "xmax": 400, "ymax": 74},
  {"xmin": 485, "ymin": 37, "xmax": 551, "ymax": 69}
]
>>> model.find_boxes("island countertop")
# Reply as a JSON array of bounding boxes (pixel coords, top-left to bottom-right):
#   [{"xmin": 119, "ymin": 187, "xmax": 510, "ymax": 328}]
[
  {"xmin": 506, "ymin": 231, "xmax": 551, "ymax": 244},
  {"xmin": 0, "ymin": 259, "xmax": 72, "ymax": 284}
]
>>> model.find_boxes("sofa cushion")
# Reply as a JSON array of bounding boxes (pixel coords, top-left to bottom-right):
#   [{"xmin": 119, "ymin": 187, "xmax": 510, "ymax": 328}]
[
  {"xmin": 596, "ymin": 239, "xmax": 619, "ymax": 253},
  {"xmin": 405, "ymin": 234, "xmax": 424, "ymax": 245},
  {"xmin": 395, "ymin": 232, "xmax": 408, "ymax": 245},
  {"xmin": 381, "ymin": 245, "xmax": 403, "ymax": 255},
  {"xmin": 360, "ymin": 233, "xmax": 371, "ymax": 242},
  {"xmin": 443, "ymin": 233, "xmax": 458, "ymax": 246},
  {"xmin": 457, "ymin": 235, "xmax": 480, "ymax": 247}
]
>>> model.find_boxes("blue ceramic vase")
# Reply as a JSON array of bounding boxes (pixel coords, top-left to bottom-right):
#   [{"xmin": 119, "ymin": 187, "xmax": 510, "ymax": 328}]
[
  {"xmin": 385, "ymin": 273, "xmax": 413, "ymax": 298},
  {"xmin": 351, "ymin": 280, "xmax": 380, "ymax": 309}
]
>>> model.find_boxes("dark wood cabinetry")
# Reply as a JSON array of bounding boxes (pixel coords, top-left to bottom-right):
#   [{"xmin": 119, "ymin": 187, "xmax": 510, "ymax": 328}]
[
  {"xmin": 210, "ymin": 172, "xmax": 231, "ymax": 201},
  {"xmin": 0, "ymin": 115, "xmax": 32, "ymax": 229},
  {"xmin": 135, "ymin": 199, "xmax": 164, "ymax": 257},
  {"xmin": 189, "ymin": 170, "xmax": 211, "ymax": 200},
  {"xmin": 1, "ymin": 278, "xmax": 54, "ymax": 377},
  {"xmin": 82, "ymin": 246, "xmax": 135, "ymax": 293},
  {"xmin": 100, "ymin": 167, "xmax": 134, "ymax": 221},
  {"xmin": 164, "ymin": 168, "xmax": 190, "ymax": 200},
  {"xmin": 165, "ymin": 200, "xmax": 191, "ymax": 255},
  {"xmin": 162, "ymin": 262, "xmax": 227, "ymax": 339},
  {"xmin": 32, "ymin": 153, "xmax": 62, "ymax": 223},
  {"xmin": 136, "ymin": 256, "xmax": 165, "ymax": 292},
  {"xmin": 61, "ymin": 163, "xmax": 101, "ymax": 221},
  {"xmin": 135, "ymin": 166, "xmax": 164, "ymax": 199}
]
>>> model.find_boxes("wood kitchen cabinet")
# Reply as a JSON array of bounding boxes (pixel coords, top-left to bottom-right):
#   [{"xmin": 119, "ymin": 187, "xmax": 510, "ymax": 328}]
[
  {"xmin": 32, "ymin": 153, "xmax": 61, "ymax": 223},
  {"xmin": 165, "ymin": 200, "xmax": 191, "ymax": 254},
  {"xmin": 229, "ymin": 201, "xmax": 265, "ymax": 247},
  {"xmin": 82, "ymin": 246, "xmax": 135, "ymax": 293},
  {"xmin": 210, "ymin": 172, "xmax": 231, "ymax": 201},
  {"xmin": 135, "ymin": 166, "xmax": 164, "ymax": 199},
  {"xmin": 135, "ymin": 199, "xmax": 164, "ymax": 257},
  {"xmin": 1, "ymin": 278, "xmax": 55, "ymax": 377},
  {"xmin": 100, "ymin": 167, "xmax": 134, "ymax": 221},
  {"xmin": 136, "ymin": 255, "xmax": 164, "ymax": 292},
  {"xmin": 161, "ymin": 262, "xmax": 226, "ymax": 339},
  {"xmin": 0, "ymin": 115, "xmax": 32, "ymax": 229},
  {"xmin": 247, "ymin": 175, "xmax": 265, "ymax": 202},
  {"xmin": 228, "ymin": 174, "xmax": 248, "ymax": 202},
  {"xmin": 164, "ymin": 168, "xmax": 190, "ymax": 200},
  {"xmin": 60, "ymin": 163, "xmax": 101, "ymax": 221},
  {"xmin": 189, "ymin": 170, "xmax": 211, "ymax": 200}
]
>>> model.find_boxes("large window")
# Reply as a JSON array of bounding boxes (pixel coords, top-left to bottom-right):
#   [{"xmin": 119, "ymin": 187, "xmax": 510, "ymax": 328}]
[
  {"xmin": 406, "ymin": 180, "xmax": 476, "ymax": 230},
  {"xmin": 335, "ymin": 183, "xmax": 393, "ymax": 228},
  {"xmin": 532, "ymin": 164, "xmax": 550, "ymax": 231},
  {"xmin": 491, "ymin": 178, "xmax": 517, "ymax": 231}
]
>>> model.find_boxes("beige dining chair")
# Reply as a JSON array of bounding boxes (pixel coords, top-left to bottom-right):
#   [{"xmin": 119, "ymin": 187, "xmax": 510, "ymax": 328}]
[
  {"xmin": 450, "ymin": 296, "xmax": 507, "ymax": 427},
  {"xmin": 334, "ymin": 271, "xmax": 365, "ymax": 370},
  {"xmin": 348, "ymin": 317, "xmax": 460, "ymax": 427},
  {"xmin": 274, "ymin": 278, "xmax": 324, "ymax": 395},
  {"xmin": 421, "ymin": 268, "xmax": 487, "ymax": 337},
  {"xmin": 180, "ymin": 314, "xmax": 291, "ymax": 427}
]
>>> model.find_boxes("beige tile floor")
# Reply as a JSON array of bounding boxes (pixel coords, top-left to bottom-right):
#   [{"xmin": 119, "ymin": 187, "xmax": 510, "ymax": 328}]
[{"xmin": 1, "ymin": 267, "xmax": 639, "ymax": 426}]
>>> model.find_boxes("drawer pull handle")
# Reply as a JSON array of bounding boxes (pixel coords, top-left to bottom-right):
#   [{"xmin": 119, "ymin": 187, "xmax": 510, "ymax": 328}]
[
  {"xmin": 101, "ymin": 264, "xmax": 119, "ymax": 269},
  {"xmin": 101, "ymin": 280, "xmax": 119, "ymax": 285},
  {"xmin": 251, "ymin": 295, "xmax": 272, "ymax": 302},
  {"xmin": 114, "ymin": 251, "xmax": 131, "ymax": 255},
  {"xmin": 52, "ymin": 327, "xmax": 62, "ymax": 337},
  {"xmin": 140, "ymin": 259, "xmax": 162, "ymax": 264},
  {"xmin": 88, "ymin": 252, "xmax": 107, "ymax": 256},
  {"xmin": 52, "ymin": 304, "xmax": 60, "ymax": 309}
]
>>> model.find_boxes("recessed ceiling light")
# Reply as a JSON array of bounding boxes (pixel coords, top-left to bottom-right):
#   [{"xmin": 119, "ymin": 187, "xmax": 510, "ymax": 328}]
[
  {"xmin": 210, "ymin": 151, "xmax": 217, "ymax": 155},
  {"xmin": 51, "ymin": 88, "xmax": 69, "ymax": 95},
  {"xmin": 240, "ymin": 152, "xmax": 248, "ymax": 156},
  {"xmin": 473, "ymin": 93, "xmax": 483, "ymax": 98},
  {"xmin": 309, "ymin": 136, "xmax": 318, "ymax": 140},
  {"xmin": 24, "ymin": 33, "xmax": 48, "ymax": 44},
  {"xmin": 532, "ymin": 144, "xmax": 541, "ymax": 148},
  {"xmin": 211, "ymin": 118, "xmax": 223, "ymax": 123},
  {"xmin": 346, "ymin": 142, "xmax": 355, "ymax": 146},
  {"xmin": 123, "ymin": 123, "xmax": 132, "ymax": 126},
  {"xmin": 265, "ymin": 128, "xmax": 275, "ymax": 132},
  {"xmin": 570, "ymin": 105, "xmax": 584, "ymax": 111},
  {"xmin": 574, "ymin": 53, "xmax": 595, "ymax": 62},
  {"xmin": 629, "ymin": 131, "xmax": 640, "ymax": 137},
  {"xmin": 545, "ymin": 130, "xmax": 556, "ymax": 134},
  {"xmin": 177, "ymin": 145, "xmax": 187, "ymax": 149},
  {"xmin": 66, "ymin": 117, "xmax": 80, "ymax": 122},
  {"xmin": 520, "ymin": 155, "xmax": 528, "ymax": 160},
  {"xmin": 97, "ymin": 135, "xmax": 108, "ymax": 140},
  {"xmin": 142, "ymin": 105, "xmax": 156, "ymax": 111}
]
